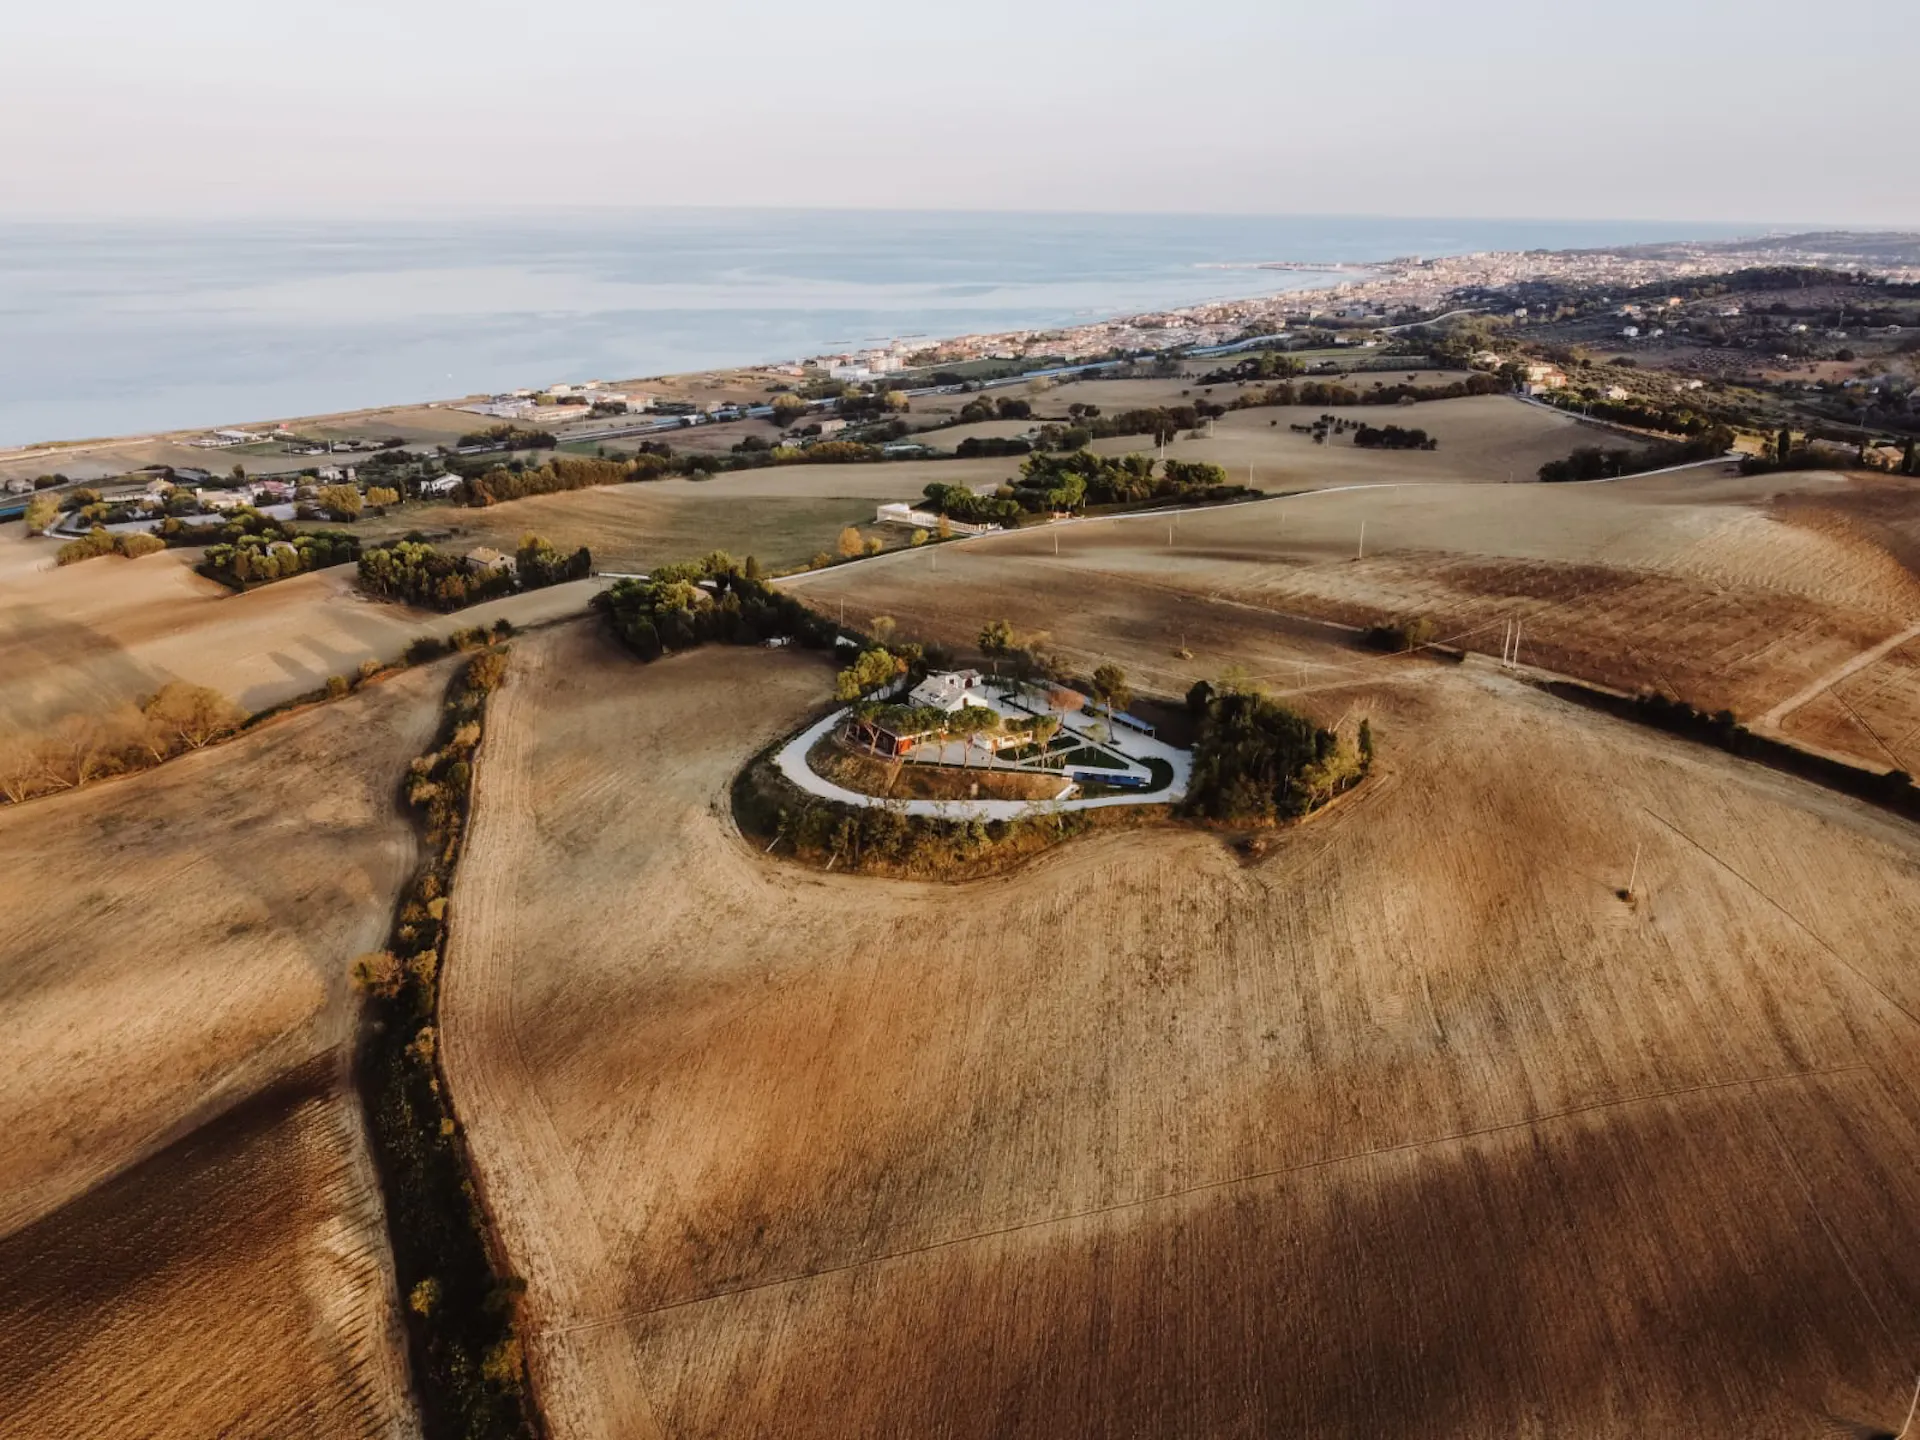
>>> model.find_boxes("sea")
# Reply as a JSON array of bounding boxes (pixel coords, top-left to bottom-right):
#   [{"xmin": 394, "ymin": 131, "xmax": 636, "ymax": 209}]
[{"xmin": 0, "ymin": 210, "xmax": 1763, "ymax": 448}]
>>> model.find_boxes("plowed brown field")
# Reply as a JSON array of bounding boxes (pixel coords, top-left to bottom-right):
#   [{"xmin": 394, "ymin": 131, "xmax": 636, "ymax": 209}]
[
  {"xmin": 0, "ymin": 667, "xmax": 440, "ymax": 1439},
  {"xmin": 445, "ymin": 622, "xmax": 1920, "ymax": 1438},
  {"xmin": 792, "ymin": 467, "xmax": 1920, "ymax": 767}
]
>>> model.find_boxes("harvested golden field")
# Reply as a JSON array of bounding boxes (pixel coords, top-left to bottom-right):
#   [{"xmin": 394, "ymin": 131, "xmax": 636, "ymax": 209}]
[
  {"xmin": 444, "ymin": 622, "xmax": 1920, "ymax": 1438},
  {"xmin": 355, "ymin": 486, "xmax": 905, "ymax": 575},
  {"xmin": 1090, "ymin": 393, "xmax": 1642, "ymax": 488},
  {"xmin": 0, "ymin": 665, "xmax": 441, "ymax": 1437},
  {"xmin": 793, "ymin": 466, "xmax": 1920, "ymax": 762},
  {"xmin": 0, "ymin": 532, "xmax": 602, "ymax": 737}
]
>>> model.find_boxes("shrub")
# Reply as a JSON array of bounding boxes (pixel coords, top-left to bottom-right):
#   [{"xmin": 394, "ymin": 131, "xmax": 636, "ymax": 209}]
[
  {"xmin": 1361, "ymin": 616, "xmax": 1437, "ymax": 652},
  {"xmin": 466, "ymin": 650, "xmax": 509, "ymax": 693},
  {"xmin": 23, "ymin": 493, "xmax": 60, "ymax": 534}
]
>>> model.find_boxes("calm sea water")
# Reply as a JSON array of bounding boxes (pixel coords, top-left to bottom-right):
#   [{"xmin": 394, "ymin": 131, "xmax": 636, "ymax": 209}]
[{"xmin": 0, "ymin": 210, "xmax": 1758, "ymax": 447}]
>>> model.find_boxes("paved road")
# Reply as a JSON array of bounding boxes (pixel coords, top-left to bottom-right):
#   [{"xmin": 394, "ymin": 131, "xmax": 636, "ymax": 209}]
[{"xmin": 773, "ymin": 699, "xmax": 1191, "ymax": 821}]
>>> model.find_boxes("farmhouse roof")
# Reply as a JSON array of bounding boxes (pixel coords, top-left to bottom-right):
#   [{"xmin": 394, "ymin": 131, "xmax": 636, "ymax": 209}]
[{"xmin": 907, "ymin": 670, "xmax": 991, "ymax": 713}]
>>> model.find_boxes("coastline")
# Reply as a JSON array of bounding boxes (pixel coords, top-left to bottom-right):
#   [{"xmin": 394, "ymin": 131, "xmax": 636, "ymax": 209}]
[{"xmin": 4, "ymin": 220, "xmax": 1913, "ymax": 471}]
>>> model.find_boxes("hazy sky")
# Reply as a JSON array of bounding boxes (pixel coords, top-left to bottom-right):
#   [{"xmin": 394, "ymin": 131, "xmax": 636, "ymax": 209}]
[{"xmin": 7, "ymin": 0, "xmax": 1916, "ymax": 225}]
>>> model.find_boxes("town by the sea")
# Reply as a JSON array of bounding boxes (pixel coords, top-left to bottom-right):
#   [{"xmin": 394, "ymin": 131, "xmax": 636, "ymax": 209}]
[{"xmin": 0, "ymin": 209, "xmax": 1761, "ymax": 447}]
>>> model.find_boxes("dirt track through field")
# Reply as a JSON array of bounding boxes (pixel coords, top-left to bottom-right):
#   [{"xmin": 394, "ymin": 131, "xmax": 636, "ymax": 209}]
[{"xmin": 448, "ymin": 622, "xmax": 1920, "ymax": 1438}]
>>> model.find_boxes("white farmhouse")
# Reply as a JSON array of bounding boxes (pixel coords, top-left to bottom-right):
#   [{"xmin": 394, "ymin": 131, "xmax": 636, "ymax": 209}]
[{"xmin": 907, "ymin": 670, "xmax": 992, "ymax": 714}]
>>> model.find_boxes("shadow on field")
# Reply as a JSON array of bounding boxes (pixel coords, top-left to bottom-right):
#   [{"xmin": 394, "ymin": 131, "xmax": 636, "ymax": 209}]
[
  {"xmin": 628, "ymin": 1074, "xmax": 1920, "ymax": 1439},
  {"xmin": 0, "ymin": 1057, "xmax": 392, "ymax": 1438},
  {"xmin": 0, "ymin": 602, "xmax": 164, "ymax": 731}
]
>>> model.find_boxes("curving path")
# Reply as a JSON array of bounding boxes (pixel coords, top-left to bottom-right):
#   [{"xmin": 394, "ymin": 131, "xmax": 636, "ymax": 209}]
[{"xmin": 774, "ymin": 705, "xmax": 1190, "ymax": 820}]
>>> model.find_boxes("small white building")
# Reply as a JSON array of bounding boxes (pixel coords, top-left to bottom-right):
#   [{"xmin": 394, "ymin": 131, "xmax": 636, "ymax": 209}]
[{"xmin": 907, "ymin": 670, "xmax": 992, "ymax": 714}]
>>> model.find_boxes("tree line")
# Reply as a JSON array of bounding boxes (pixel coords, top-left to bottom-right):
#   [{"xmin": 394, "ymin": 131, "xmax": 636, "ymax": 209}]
[
  {"xmin": 357, "ymin": 533, "xmax": 589, "ymax": 612},
  {"xmin": 1230, "ymin": 373, "xmax": 1506, "ymax": 411},
  {"xmin": 351, "ymin": 647, "xmax": 539, "ymax": 1440},
  {"xmin": 0, "ymin": 682, "xmax": 248, "ymax": 804},
  {"xmin": 55, "ymin": 529, "xmax": 166, "ymax": 565},
  {"xmin": 918, "ymin": 451, "xmax": 1247, "ymax": 524},
  {"xmin": 1538, "ymin": 428, "xmax": 1732, "ymax": 482},
  {"xmin": 1034, "ymin": 404, "xmax": 1223, "ymax": 450}
]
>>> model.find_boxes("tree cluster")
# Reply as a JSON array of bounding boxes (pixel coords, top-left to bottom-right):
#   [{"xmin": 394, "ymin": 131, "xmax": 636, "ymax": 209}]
[
  {"xmin": 920, "ymin": 481, "xmax": 1024, "ymax": 527},
  {"xmin": 455, "ymin": 422, "xmax": 557, "ymax": 450},
  {"xmin": 513, "ymin": 534, "xmax": 591, "ymax": 589},
  {"xmin": 1010, "ymin": 451, "xmax": 1234, "ymax": 512},
  {"xmin": 1352, "ymin": 424, "xmax": 1437, "ymax": 451},
  {"xmin": 736, "ymin": 752, "xmax": 1114, "ymax": 880},
  {"xmin": 1183, "ymin": 688, "xmax": 1364, "ymax": 823},
  {"xmin": 200, "ymin": 527, "xmax": 359, "ymax": 589},
  {"xmin": 955, "ymin": 435, "xmax": 1033, "ymax": 458},
  {"xmin": 459, "ymin": 454, "xmax": 660, "ymax": 506},
  {"xmin": 957, "ymin": 396, "xmax": 1033, "ymax": 424},
  {"xmin": 359, "ymin": 541, "xmax": 517, "ymax": 611},
  {"xmin": 597, "ymin": 552, "xmax": 836, "ymax": 662}
]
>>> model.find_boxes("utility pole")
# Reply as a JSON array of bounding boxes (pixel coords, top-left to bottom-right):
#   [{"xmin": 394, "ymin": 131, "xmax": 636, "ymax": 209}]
[
  {"xmin": 1356, "ymin": 521, "xmax": 1366, "ymax": 560},
  {"xmin": 1626, "ymin": 841, "xmax": 1643, "ymax": 899}
]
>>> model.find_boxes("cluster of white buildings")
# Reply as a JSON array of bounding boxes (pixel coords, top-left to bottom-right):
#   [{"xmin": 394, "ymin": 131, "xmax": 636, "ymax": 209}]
[
  {"xmin": 458, "ymin": 380, "xmax": 647, "ymax": 422},
  {"xmin": 810, "ymin": 340, "xmax": 918, "ymax": 382}
]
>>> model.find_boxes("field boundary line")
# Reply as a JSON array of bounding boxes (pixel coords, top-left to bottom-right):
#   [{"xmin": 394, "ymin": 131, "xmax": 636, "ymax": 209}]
[
  {"xmin": 540, "ymin": 1059, "xmax": 1871, "ymax": 1340},
  {"xmin": 1752, "ymin": 1089, "xmax": 1901, "ymax": 1351},
  {"xmin": 1640, "ymin": 805, "xmax": 1920, "ymax": 1036},
  {"xmin": 1757, "ymin": 619, "xmax": 1920, "ymax": 731}
]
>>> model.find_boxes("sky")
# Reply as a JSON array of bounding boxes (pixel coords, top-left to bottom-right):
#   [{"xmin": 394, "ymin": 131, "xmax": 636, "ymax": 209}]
[{"xmin": 6, "ymin": 0, "xmax": 1917, "ymax": 226}]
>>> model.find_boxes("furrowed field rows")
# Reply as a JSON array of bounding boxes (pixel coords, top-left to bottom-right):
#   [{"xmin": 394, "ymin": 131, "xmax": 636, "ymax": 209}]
[{"xmin": 442, "ymin": 616, "xmax": 1920, "ymax": 1438}]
